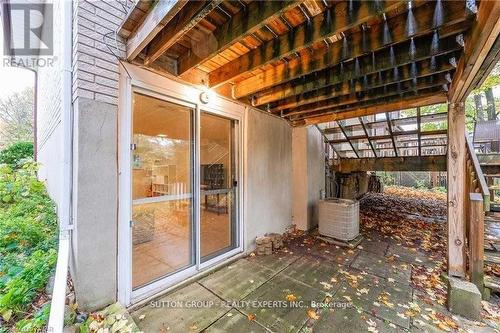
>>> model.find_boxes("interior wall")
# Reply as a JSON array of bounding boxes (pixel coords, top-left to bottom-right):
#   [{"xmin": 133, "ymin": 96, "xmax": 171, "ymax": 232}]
[{"xmin": 245, "ymin": 109, "xmax": 293, "ymax": 251}]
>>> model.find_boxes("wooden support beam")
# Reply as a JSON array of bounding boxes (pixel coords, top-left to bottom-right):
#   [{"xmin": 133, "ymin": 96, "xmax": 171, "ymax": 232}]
[
  {"xmin": 144, "ymin": 0, "xmax": 223, "ymax": 66},
  {"xmin": 447, "ymin": 102, "xmax": 466, "ymax": 278},
  {"xmin": 449, "ymin": 0, "xmax": 500, "ymax": 102},
  {"xmin": 337, "ymin": 121, "xmax": 359, "ymax": 158},
  {"xmin": 177, "ymin": 1, "xmax": 302, "ymax": 75},
  {"xmin": 283, "ymin": 76, "xmax": 448, "ymax": 117},
  {"xmin": 293, "ymin": 93, "xmax": 447, "ymax": 126},
  {"xmin": 266, "ymin": 58, "xmax": 454, "ymax": 111},
  {"xmin": 359, "ymin": 117, "xmax": 377, "ymax": 157},
  {"xmin": 469, "ymin": 193, "xmax": 485, "ymax": 296},
  {"xmin": 251, "ymin": 33, "xmax": 462, "ymax": 106},
  {"xmin": 208, "ymin": 0, "xmax": 404, "ymax": 87},
  {"xmin": 290, "ymin": 85, "xmax": 445, "ymax": 121},
  {"xmin": 327, "ymin": 129, "xmax": 447, "ymax": 143},
  {"xmin": 385, "ymin": 112, "xmax": 398, "ymax": 157},
  {"xmin": 126, "ymin": 0, "xmax": 188, "ymax": 61},
  {"xmin": 333, "ymin": 155, "xmax": 446, "ymax": 172},
  {"xmin": 235, "ymin": 1, "xmax": 470, "ymax": 98}
]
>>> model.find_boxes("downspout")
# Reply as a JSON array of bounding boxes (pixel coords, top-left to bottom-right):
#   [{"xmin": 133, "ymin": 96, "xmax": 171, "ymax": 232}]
[{"xmin": 47, "ymin": 0, "xmax": 73, "ymax": 331}]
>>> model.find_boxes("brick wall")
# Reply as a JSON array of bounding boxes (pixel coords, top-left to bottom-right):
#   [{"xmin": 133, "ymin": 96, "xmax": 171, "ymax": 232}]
[{"xmin": 72, "ymin": 0, "xmax": 130, "ymax": 106}]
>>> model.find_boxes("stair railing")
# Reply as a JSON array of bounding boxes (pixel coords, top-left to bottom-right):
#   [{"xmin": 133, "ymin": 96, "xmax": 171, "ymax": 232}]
[{"xmin": 465, "ymin": 134, "xmax": 490, "ymax": 296}]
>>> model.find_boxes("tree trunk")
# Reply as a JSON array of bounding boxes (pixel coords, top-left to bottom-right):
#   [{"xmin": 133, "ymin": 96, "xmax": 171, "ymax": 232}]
[
  {"xmin": 485, "ymin": 88, "xmax": 496, "ymax": 120},
  {"xmin": 474, "ymin": 94, "xmax": 484, "ymax": 121}
]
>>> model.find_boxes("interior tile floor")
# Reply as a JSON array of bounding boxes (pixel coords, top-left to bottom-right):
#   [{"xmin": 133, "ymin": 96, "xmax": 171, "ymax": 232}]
[
  {"xmin": 131, "ymin": 230, "xmax": 498, "ymax": 333},
  {"xmin": 132, "ymin": 202, "xmax": 232, "ymax": 288}
]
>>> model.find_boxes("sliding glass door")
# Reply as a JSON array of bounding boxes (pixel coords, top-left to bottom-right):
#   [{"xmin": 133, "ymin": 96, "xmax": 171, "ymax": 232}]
[
  {"xmin": 200, "ymin": 112, "xmax": 237, "ymax": 262},
  {"xmin": 129, "ymin": 92, "xmax": 239, "ymax": 291},
  {"xmin": 131, "ymin": 93, "xmax": 195, "ymax": 289}
]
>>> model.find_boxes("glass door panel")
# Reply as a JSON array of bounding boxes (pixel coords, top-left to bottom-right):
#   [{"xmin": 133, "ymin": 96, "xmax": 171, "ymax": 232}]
[
  {"xmin": 131, "ymin": 92, "xmax": 194, "ymax": 289},
  {"xmin": 200, "ymin": 112, "xmax": 237, "ymax": 262}
]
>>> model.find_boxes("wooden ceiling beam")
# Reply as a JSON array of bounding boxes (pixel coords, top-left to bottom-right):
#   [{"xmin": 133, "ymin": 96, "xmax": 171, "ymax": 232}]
[
  {"xmin": 332, "ymin": 155, "xmax": 447, "ymax": 172},
  {"xmin": 265, "ymin": 56, "xmax": 454, "ymax": 110},
  {"xmin": 449, "ymin": 0, "xmax": 500, "ymax": 102},
  {"xmin": 291, "ymin": 86, "xmax": 445, "ymax": 121},
  {"xmin": 177, "ymin": 1, "xmax": 303, "ymax": 75},
  {"xmin": 328, "ymin": 129, "xmax": 447, "ymax": 144},
  {"xmin": 234, "ymin": 0, "xmax": 470, "ymax": 98},
  {"xmin": 143, "ymin": 0, "xmax": 224, "ymax": 66},
  {"xmin": 292, "ymin": 93, "xmax": 447, "ymax": 126},
  {"xmin": 208, "ymin": 0, "xmax": 405, "ymax": 87},
  {"xmin": 126, "ymin": 0, "xmax": 189, "ymax": 61},
  {"xmin": 252, "ymin": 33, "xmax": 462, "ymax": 106},
  {"xmin": 283, "ymin": 75, "xmax": 448, "ymax": 116}
]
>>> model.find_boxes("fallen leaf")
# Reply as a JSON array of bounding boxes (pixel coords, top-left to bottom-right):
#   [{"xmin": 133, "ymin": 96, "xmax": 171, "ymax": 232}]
[{"xmin": 306, "ymin": 309, "xmax": 320, "ymax": 320}]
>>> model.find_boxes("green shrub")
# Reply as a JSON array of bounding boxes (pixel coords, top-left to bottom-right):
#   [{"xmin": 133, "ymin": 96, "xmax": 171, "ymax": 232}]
[
  {"xmin": 0, "ymin": 160, "xmax": 57, "ymax": 331},
  {"xmin": 0, "ymin": 142, "xmax": 34, "ymax": 168}
]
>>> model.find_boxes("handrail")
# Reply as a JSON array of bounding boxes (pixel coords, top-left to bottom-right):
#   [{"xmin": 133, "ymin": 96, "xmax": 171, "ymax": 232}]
[{"xmin": 465, "ymin": 134, "xmax": 490, "ymax": 211}]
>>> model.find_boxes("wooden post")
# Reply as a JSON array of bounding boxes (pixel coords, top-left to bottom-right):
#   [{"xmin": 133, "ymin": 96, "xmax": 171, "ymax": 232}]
[
  {"xmin": 447, "ymin": 102, "xmax": 466, "ymax": 277},
  {"xmin": 469, "ymin": 193, "xmax": 485, "ymax": 295}
]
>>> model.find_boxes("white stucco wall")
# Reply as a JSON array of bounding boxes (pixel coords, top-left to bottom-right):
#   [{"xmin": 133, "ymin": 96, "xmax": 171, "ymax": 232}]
[
  {"xmin": 36, "ymin": 0, "xmax": 64, "ymax": 203},
  {"xmin": 245, "ymin": 109, "xmax": 293, "ymax": 251},
  {"xmin": 292, "ymin": 126, "xmax": 325, "ymax": 230}
]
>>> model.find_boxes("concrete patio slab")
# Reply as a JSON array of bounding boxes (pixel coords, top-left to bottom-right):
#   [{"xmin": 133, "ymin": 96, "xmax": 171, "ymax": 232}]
[
  {"xmin": 246, "ymin": 251, "xmax": 300, "ymax": 273},
  {"xmin": 199, "ymin": 258, "xmax": 276, "ymax": 301},
  {"xmin": 279, "ymin": 255, "xmax": 341, "ymax": 291},
  {"xmin": 351, "ymin": 251, "xmax": 411, "ymax": 284},
  {"xmin": 359, "ymin": 237, "xmax": 390, "ymax": 256},
  {"xmin": 386, "ymin": 243, "xmax": 437, "ymax": 267},
  {"xmin": 204, "ymin": 309, "xmax": 270, "ymax": 333},
  {"xmin": 313, "ymin": 306, "xmax": 404, "ymax": 333},
  {"xmin": 308, "ymin": 243, "xmax": 359, "ymax": 266},
  {"xmin": 131, "ymin": 283, "xmax": 226, "ymax": 333},
  {"xmin": 333, "ymin": 273, "xmax": 413, "ymax": 329},
  {"xmin": 239, "ymin": 273, "xmax": 327, "ymax": 332}
]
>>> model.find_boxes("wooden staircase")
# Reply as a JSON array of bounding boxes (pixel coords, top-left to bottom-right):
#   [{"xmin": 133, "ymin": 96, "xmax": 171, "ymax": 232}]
[
  {"xmin": 469, "ymin": 146, "xmax": 500, "ymax": 294},
  {"xmin": 465, "ymin": 136, "xmax": 500, "ymax": 296}
]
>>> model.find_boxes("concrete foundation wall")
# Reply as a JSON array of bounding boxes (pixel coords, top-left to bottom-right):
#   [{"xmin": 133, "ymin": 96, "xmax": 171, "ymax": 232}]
[
  {"xmin": 71, "ymin": 97, "xmax": 118, "ymax": 310},
  {"xmin": 292, "ymin": 126, "xmax": 325, "ymax": 230},
  {"xmin": 245, "ymin": 109, "xmax": 293, "ymax": 251}
]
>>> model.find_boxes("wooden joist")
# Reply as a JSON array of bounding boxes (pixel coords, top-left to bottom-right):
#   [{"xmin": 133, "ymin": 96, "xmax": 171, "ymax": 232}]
[
  {"xmin": 208, "ymin": 0, "xmax": 404, "ymax": 87},
  {"xmin": 265, "ymin": 57, "xmax": 454, "ymax": 110},
  {"xmin": 327, "ymin": 129, "xmax": 447, "ymax": 144},
  {"xmin": 143, "ymin": 0, "xmax": 224, "ymax": 66},
  {"xmin": 293, "ymin": 93, "xmax": 447, "ymax": 126},
  {"xmin": 234, "ymin": 0, "xmax": 470, "ymax": 98},
  {"xmin": 290, "ymin": 86, "xmax": 445, "ymax": 121},
  {"xmin": 332, "ymin": 155, "xmax": 447, "ymax": 172},
  {"xmin": 126, "ymin": 0, "xmax": 189, "ymax": 61},
  {"xmin": 250, "ymin": 33, "xmax": 462, "ymax": 107},
  {"xmin": 282, "ymin": 76, "xmax": 448, "ymax": 117},
  {"xmin": 177, "ymin": 1, "xmax": 302, "ymax": 75}
]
